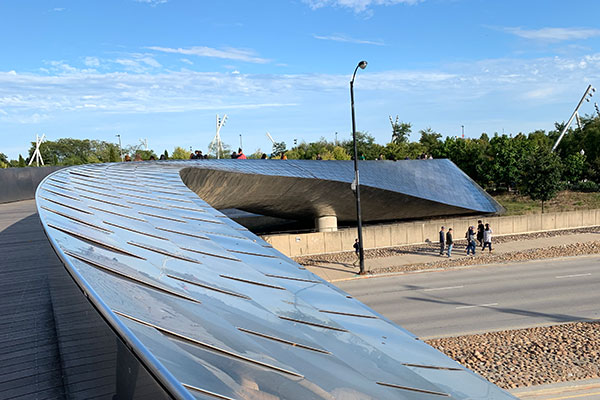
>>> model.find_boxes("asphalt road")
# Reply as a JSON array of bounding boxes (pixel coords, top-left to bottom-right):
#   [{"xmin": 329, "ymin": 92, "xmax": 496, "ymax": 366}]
[{"xmin": 336, "ymin": 256, "xmax": 600, "ymax": 339}]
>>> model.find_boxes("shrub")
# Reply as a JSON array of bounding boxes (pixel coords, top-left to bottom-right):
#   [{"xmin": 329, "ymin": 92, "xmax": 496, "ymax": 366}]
[{"xmin": 571, "ymin": 181, "xmax": 599, "ymax": 192}]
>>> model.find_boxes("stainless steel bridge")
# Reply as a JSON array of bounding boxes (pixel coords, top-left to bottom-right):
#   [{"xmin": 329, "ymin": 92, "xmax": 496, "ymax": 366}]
[{"xmin": 32, "ymin": 159, "xmax": 512, "ymax": 399}]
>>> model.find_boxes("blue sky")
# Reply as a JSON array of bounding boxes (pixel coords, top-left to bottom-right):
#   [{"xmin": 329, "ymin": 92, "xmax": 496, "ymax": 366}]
[{"xmin": 1, "ymin": 0, "xmax": 600, "ymax": 159}]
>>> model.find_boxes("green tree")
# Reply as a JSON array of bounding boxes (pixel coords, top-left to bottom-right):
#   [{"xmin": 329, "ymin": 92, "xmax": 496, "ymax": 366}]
[
  {"xmin": 418, "ymin": 128, "xmax": 442, "ymax": 156},
  {"xmin": 163, "ymin": 150, "xmax": 169, "ymax": 159},
  {"xmin": 486, "ymin": 133, "xmax": 533, "ymax": 190},
  {"xmin": 247, "ymin": 149, "xmax": 265, "ymax": 159},
  {"xmin": 562, "ymin": 152, "xmax": 586, "ymax": 183},
  {"xmin": 171, "ymin": 146, "xmax": 190, "ymax": 160},
  {"xmin": 271, "ymin": 141, "xmax": 287, "ymax": 158},
  {"xmin": 520, "ymin": 146, "xmax": 563, "ymax": 213},
  {"xmin": 207, "ymin": 141, "xmax": 232, "ymax": 158},
  {"xmin": 389, "ymin": 116, "xmax": 411, "ymax": 144},
  {"xmin": 0, "ymin": 153, "xmax": 8, "ymax": 168},
  {"xmin": 26, "ymin": 138, "xmax": 126, "ymax": 166},
  {"xmin": 18, "ymin": 154, "xmax": 26, "ymax": 167},
  {"xmin": 132, "ymin": 149, "xmax": 158, "ymax": 160},
  {"xmin": 435, "ymin": 136, "xmax": 489, "ymax": 185},
  {"xmin": 342, "ymin": 131, "xmax": 383, "ymax": 160},
  {"xmin": 286, "ymin": 138, "xmax": 351, "ymax": 160}
]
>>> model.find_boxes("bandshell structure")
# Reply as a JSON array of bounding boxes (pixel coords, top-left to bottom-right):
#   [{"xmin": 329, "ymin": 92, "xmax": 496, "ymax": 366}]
[{"xmin": 36, "ymin": 159, "xmax": 513, "ymax": 399}]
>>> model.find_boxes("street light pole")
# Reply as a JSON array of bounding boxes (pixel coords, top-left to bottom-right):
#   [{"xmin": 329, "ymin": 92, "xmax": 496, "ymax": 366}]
[
  {"xmin": 116, "ymin": 134, "xmax": 123, "ymax": 162},
  {"xmin": 350, "ymin": 60, "xmax": 367, "ymax": 275}
]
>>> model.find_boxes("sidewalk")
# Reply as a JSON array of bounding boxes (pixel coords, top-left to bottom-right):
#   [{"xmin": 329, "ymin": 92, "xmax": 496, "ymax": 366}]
[
  {"xmin": 304, "ymin": 232, "xmax": 600, "ymax": 282},
  {"xmin": 510, "ymin": 378, "xmax": 600, "ymax": 399}
]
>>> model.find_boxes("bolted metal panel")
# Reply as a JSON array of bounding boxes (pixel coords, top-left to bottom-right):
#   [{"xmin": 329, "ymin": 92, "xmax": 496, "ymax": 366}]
[{"xmin": 36, "ymin": 160, "xmax": 514, "ymax": 399}]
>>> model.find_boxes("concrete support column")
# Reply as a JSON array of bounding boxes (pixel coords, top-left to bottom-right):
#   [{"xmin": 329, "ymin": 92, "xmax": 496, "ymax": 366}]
[{"xmin": 315, "ymin": 215, "xmax": 337, "ymax": 232}]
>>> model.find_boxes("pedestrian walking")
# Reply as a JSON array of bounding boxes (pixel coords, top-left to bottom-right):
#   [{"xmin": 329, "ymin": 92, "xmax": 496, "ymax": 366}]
[
  {"xmin": 352, "ymin": 239, "xmax": 360, "ymax": 266},
  {"xmin": 477, "ymin": 220, "xmax": 485, "ymax": 246},
  {"xmin": 446, "ymin": 228, "xmax": 454, "ymax": 257},
  {"xmin": 439, "ymin": 226, "xmax": 446, "ymax": 255},
  {"xmin": 465, "ymin": 226, "xmax": 476, "ymax": 256},
  {"xmin": 482, "ymin": 223, "xmax": 493, "ymax": 253}
]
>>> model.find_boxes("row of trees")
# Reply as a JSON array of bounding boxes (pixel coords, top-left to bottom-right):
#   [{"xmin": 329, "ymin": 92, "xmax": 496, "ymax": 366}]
[{"xmin": 2, "ymin": 115, "xmax": 599, "ymax": 205}]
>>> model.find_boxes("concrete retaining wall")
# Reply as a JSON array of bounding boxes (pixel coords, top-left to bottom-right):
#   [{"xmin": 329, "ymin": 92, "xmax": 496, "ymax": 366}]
[
  {"xmin": 0, "ymin": 166, "xmax": 65, "ymax": 204},
  {"xmin": 262, "ymin": 210, "xmax": 600, "ymax": 257}
]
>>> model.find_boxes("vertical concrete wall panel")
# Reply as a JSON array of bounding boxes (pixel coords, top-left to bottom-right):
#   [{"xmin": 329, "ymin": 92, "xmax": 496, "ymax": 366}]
[
  {"xmin": 496, "ymin": 216, "xmax": 513, "ymax": 235},
  {"xmin": 406, "ymin": 222, "xmax": 424, "ymax": 244},
  {"xmin": 289, "ymin": 234, "xmax": 307, "ymax": 257},
  {"xmin": 542, "ymin": 213, "xmax": 556, "ymax": 231},
  {"xmin": 555, "ymin": 212, "xmax": 568, "ymax": 229},
  {"xmin": 567, "ymin": 211, "xmax": 583, "ymax": 228},
  {"xmin": 422, "ymin": 222, "xmax": 439, "ymax": 243},
  {"xmin": 263, "ymin": 235, "xmax": 291, "ymax": 257},
  {"xmin": 581, "ymin": 209, "xmax": 596, "ymax": 226},
  {"xmin": 390, "ymin": 224, "xmax": 407, "ymax": 246},
  {"xmin": 306, "ymin": 232, "xmax": 325, "ymax": 254},
  {"xmin": 324, "ymin": 231, "xmax": 343, "ymax": 253},
  {"xmin": 514, "ymin": 215, "xmax": 529, "ymax": 233}
]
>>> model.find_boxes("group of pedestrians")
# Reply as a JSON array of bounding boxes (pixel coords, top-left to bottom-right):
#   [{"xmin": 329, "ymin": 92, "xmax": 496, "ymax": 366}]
[{"xmin": 438, "ymin": 220, "xmax": 493, "ymax": 257}]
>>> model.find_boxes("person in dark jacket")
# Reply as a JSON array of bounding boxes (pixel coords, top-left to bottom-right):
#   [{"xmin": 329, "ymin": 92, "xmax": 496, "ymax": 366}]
[
  {"xmin": 466, "ymin": 226, "xmax": 476, "ymax": 255},
  {"xmin": 477, "ymin": 220, "xmax": 485, "ymax": 246},
  {"xmin": 446, "ymin": 228, "xmax": 454, "ymax": 257},
  {"xmin": 352, "ymin": 238, "xmax": 360, "ymax": 266},
  {"xmin": 439, "ymin": 226, "xmax": 446, "ymax": 255}
]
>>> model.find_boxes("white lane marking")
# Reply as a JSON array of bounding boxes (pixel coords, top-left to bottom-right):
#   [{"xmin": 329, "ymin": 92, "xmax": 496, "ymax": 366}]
[
  {"xmin": 423, "ymin": 285, "xmax": 464, "ymax": 292},
  {"xmin": 456, "ymin": 303, "xmax": 498, "ymax": 309},
  {"xmin": 555, "ymin": 273, "xmax": 592, "ymax": 279}
]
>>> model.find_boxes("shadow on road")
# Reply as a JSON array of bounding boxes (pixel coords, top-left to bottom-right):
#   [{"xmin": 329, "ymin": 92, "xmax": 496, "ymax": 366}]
[{"xmin": 403, "ymin": 295, "xmax": 582, "ymax": 324}]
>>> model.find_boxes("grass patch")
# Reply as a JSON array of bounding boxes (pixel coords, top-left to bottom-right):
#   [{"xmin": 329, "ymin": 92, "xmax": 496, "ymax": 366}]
[{"xmin": 494, "ymin": 191, "xmax": 600, "ymax": 215}]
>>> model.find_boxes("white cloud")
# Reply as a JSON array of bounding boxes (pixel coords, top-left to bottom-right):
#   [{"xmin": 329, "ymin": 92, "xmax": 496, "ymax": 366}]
[
  {"xmin": 147, "ymin": 46, "xmax": 270, "ymax": 64},
  {"xmin": 134, "ymin": 0, "xmax": 168, "ymax": 5},
  {"xmin": 52, "ymin": 8, "xmax": 65, "ymax": 12},
  {"xmin": 504, "ymin": 27, "xmax": 600, "ymax": 42},
  {"xmin": 84, "ymin": 57, "xmax": 100, "ymax": 67},
  {"xmin": 180, "ymin": 58, "xmax": 193, "ymax": 65},
  {"xmin": 113, "ymin": 54, "xmax": 162, "ymax": 72},
  {"xmin": 313, "ymin": 34, "xmax": 384, "ymax": 46},
  {"xmin": 46, "ymin": 60, "xmax": 79, "ymax": 74},
  {"xmin": 1, "ymin": 53, "xmax": 600, "ymax": 124},
  {"xmin": 304, "ymin": 0, "xmax": 421, "ymax": 13}
]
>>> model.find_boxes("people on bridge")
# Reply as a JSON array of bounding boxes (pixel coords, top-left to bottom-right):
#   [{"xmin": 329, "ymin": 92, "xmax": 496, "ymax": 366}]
[{"xmin": 236, "ymin": 148, "xmax": 247, "ymax": 159}]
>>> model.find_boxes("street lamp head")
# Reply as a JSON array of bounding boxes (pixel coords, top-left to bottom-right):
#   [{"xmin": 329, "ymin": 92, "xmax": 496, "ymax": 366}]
[{"xmin": 358, "ymin": 60, "xmax": 368, "ymax": 69}]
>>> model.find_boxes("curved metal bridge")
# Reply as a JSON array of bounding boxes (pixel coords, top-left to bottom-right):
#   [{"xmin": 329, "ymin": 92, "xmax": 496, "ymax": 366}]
[{"xmin": 35, "ymin": 159, "xmax": 512, "ymax": 399}]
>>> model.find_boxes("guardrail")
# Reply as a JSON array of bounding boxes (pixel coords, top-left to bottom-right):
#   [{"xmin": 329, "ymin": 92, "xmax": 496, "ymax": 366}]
[{"xmin": 0, "ymin": 166, "xmax": 65, "ymax": 203}]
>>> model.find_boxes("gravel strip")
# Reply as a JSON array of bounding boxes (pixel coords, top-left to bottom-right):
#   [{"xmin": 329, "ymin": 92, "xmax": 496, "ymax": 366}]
[
  {"xmin": 294, "ymin": 226, "xmax": 600, "ymax": 275},
  {"xmin": 425, "ymin": 321, "xmax": 600, "ymax": 389},
  {"xmin": 371, "ymin": 241, "xmax": 600, "ymax": 275}
]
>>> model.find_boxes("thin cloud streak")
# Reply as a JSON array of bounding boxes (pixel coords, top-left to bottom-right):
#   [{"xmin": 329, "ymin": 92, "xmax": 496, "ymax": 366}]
[
  {"xmin": 313, "ymin": 34, "xmax": 385, "ymax": 46},
  {"xmin": 147, "ymin": 46, "xmax": 270, "ymax": 64},
  {"xmin": 134, "ymin": 0, "xmax": 168, "ymax": 6},
  {"xmin": 504, "ymin": 27, "xmax": 600, "ymax": 41},
  {"xmin": 304, "ymin": 0, "xmax": 422, "ymax": 13}
]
